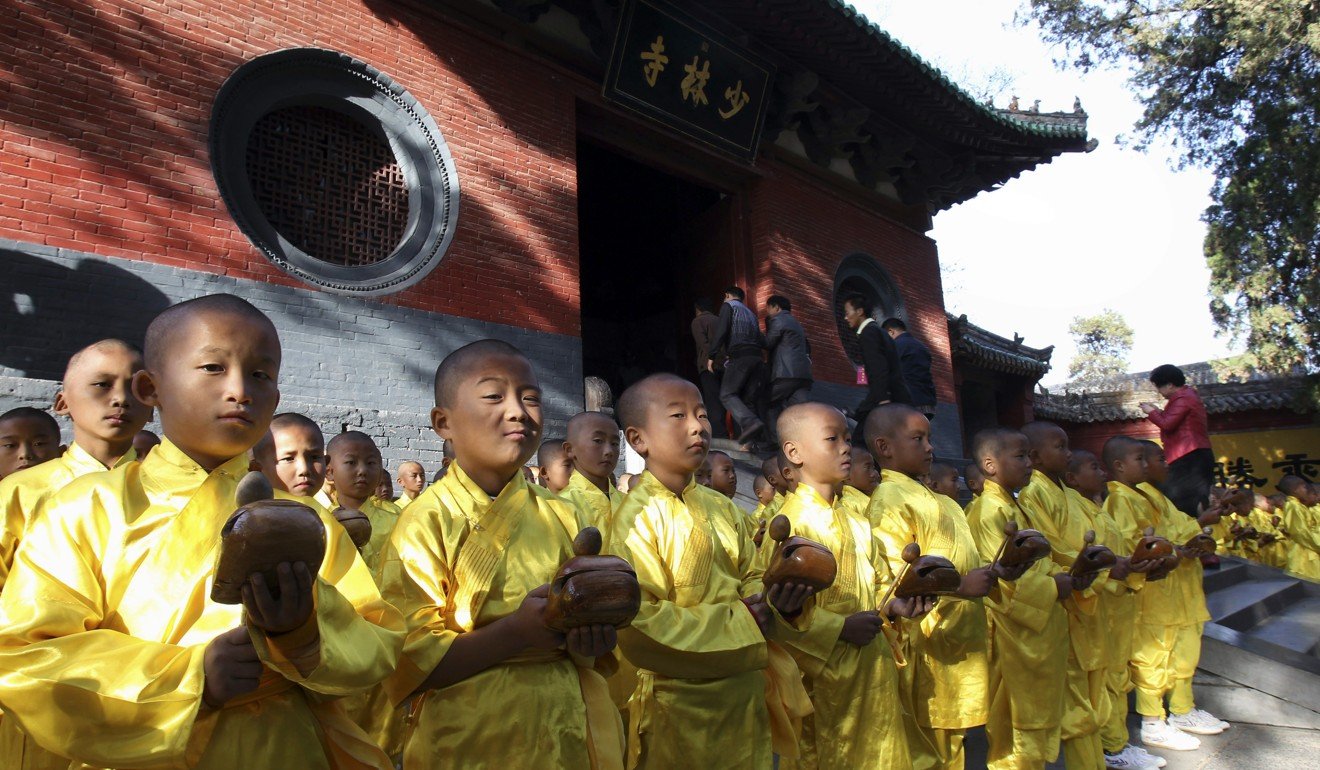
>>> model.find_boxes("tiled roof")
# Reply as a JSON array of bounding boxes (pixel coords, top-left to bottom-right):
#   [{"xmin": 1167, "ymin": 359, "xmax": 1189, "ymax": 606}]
[
  {"xmin": 947, "ymin": 313, "xmax": 1054, "ymax": 378},
  {"xmin": 1034, "ymin": 376, "xmax": 1316, "ymax": 423}
]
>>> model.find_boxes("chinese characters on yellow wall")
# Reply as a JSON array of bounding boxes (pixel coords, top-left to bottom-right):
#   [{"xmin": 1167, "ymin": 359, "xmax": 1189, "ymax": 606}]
[{"xmin": 1210, "ymin": 427, "xmax": 1320, "ymax": 489}]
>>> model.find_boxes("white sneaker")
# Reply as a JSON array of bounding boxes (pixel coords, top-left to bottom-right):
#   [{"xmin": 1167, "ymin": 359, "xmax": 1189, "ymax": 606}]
[
  {"xmin": 1168, "ymin": 708, "xmax": 1227, "ymax": 735},
  {"xmin": 1141, "ymin": 719, "xmax": 1202, "ymax": 750},
  {"xmin": 1130, "ymin": 744, "xmax": 1168, "ymax": 768},
  {"xmin": 1104, "ymin": 745, "xmax": 1159, "ymax": 769},
  {"xmin": 1191, "ymin": 707, "xmax": 1230, "ymax": 731}
]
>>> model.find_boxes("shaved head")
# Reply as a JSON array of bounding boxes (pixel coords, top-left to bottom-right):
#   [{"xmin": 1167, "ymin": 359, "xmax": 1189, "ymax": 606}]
[
  {"xmin": 1279, "ymin": 474, "xmax": 1309, "ymax": 496},
  {"xmin": 567, "ymin": 410, "xmax": 618, "ymax": 439},
  {"xmin": 63, "ymin": 339, "xmax": 142, "ymax": 382},
  {"xmin": 538, "ymin": 438, "xmax": 566, "ymax": 466},
  {"xmin": 433, "ymin": 339, "xmax": 528, "ymax": 408},
  {"xmin": 1068, "ymin": 449, "xmax": 1099, "ymax": 474},
  {"xmin": 863, "ymin": 403, "xmax": 925, "ymax": 449},
  {"xmin": 0, "ymin": 407, "xmax": 60, "ymax": 437},
  {"xmin": 762, "ymin": 456, "xmax": 779, "ymax": 477},
  {"xmin": 253, "ymin": 412, "xmax": 323, "ymax": 461},
  {"xmin": 617, "ymin": 373, "xmax": 696, "ymax": 430},
  {"xmin": 143, "ymin": 294, "xmax": 275, "ymax": 371},
  {"xmin": 777, "ymin": 402, "xmax": 846, "ymax": 444},
  {"xmin": 327, "ymin": 430, "xmax": 378, "ymax": 455},
  {"xmin": 1101, "ymin": 436, "xmax": 1142, "ymax": 469},
  {"xmin": 929, "ymin": 462, "xmax": 957, "ymax": 483},
  {"xmin": 1020, "ymin": 421, "xmax": 1066, "ymax": 449},
  {"xmin": 970, "ymin": 427, "xmax": 1023, "ymax": 461}
]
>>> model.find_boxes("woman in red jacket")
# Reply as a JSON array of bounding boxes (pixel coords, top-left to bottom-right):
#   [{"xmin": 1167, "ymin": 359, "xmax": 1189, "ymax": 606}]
[{"xmin": 1140, "ymin": 364, "xmax": 1214, "ymax": 515}]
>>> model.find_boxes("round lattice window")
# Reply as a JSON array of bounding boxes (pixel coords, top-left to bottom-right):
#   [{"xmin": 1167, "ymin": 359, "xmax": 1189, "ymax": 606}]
[
  {"xmin": 211, "ymin": 49, "xmax": 460, "ymax": 295},
  {"xmin": 833, "ymin": 254, "xmax": 906, "ymax": 365}
]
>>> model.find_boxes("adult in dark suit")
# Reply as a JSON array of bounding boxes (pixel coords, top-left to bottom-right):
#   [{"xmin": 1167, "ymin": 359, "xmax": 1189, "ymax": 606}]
[
  {"xmin": 842, "ymin": 293, "xmax": 910, "ymax": 444},
  {"xmin": 764, "ymin": 294, "xmax": 812, "ymax": 435},
  {"xmin": 881, "ymin": 317, "xmax": 937, "ymax": 419},
  {"xmin": 690, "ymin": 297, "xmax": 727, "ymax": 438}
]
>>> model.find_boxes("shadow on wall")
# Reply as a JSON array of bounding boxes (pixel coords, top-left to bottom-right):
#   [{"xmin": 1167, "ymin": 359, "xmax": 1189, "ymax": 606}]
[{"xmin": 0, "ymin": 248, "xmax": 171, "ymax": 379}]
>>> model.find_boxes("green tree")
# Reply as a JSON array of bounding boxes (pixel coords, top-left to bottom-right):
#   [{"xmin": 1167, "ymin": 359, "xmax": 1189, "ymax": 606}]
[
  {"xmin": 1021, "ymin": 1, "xmax": 1319, "ymax": 375},
  {"xmin": 1068, "ymin": 309, "xmax": 1134, "ymax": 386}
]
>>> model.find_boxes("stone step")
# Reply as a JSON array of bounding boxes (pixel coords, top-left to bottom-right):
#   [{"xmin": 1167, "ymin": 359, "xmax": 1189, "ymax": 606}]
[
  {"xmin": 1248, "ymin": 597, "xmax": 1320, "ymax": 658},
  {"xmin": 1204, "ymin": 577, "xmax": 1307, "ymax": 631},
  {"xmin": 1202, "ymin": 558, "xmax": 1252, "ymax": 593}
]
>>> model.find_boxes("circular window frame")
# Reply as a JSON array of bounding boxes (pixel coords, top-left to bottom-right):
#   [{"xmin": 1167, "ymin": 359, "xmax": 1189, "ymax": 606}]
[
  {"xmin": 833, "ymin": 253, "xmax": 907, "ymax": 366},
  {"xmin": 210, "ymin": 48, "xmax": 460, "ymax": 296}
]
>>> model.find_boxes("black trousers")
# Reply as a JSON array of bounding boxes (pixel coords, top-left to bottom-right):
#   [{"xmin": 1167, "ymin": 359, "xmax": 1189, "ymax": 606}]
[
  {"xmin": 1163, "ymin": 447, "xmax": 1216, "ymax": 516},
  {"xmin": 767, "ymin": 378, "xmax": 811, "ymax": 439},
  {"xmin": 698, "ymin": 369, "xmax": 727, "ymax": 438}
]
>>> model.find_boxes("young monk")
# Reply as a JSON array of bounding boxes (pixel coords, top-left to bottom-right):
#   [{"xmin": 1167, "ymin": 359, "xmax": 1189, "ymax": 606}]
[
  {"xmin": 841, "ymin": 444, "xmax": 879, "ymax": 515},
  {"xmin": 706, "ymin": 450, "xmax": 738, "ymax": 499},
  {"xmin": 378, "ymin": 339, "xmax": 624, "ymax": 770},
  {"xmin": 327, "ymin": 430, "xmax": 406, "ymax": 763},
  {"xmin": 752, "ymin": 474, "xmax": 775, "ymax": 519},
  {"xmin": 1135, "ymin": 441, "xmax": 1227, "ymax": 743},
  {"xmin": 963, "ymin": 462, "xmax": 985, "ymax": 501},
  {"xmin": 377, "ymin": 473, "xmax": 395, "ymax": 503},
  {"xmin": 1018, "ymin": 422, "xmax": 1105, "ymax": 770},
  {"xmin": 562, "ymin": 410, "xmax": 623, "ymax": 530},
  {"xmin": 133, "ymin": 428, "xmax": 161, "ymax": 457},
  {"xmin": 0, "ymin": 340, "xmax": 151, "ymax": 598},
  {"xmin": 609, "ymin": 373, "xmax": 811, "ymax": 770},
  {"xmin": 866, "ymin": 405, "xmax": 997, "ymax": 770},
  {"xmin": 926, "ymin": 462, "xmax": 959, "ymax": 501},
  {"xmin": 394, "ymin": 460, "xmax": 427, "ymax": 508},
  {"xmin": 964, "ymin": 427, "xmax": 1071, "ymax": 770},
  {"xmin": 1247, "ymin": 493, "xmax": 1288, "ymax": 569},
  {"xmin": 0, "ymin": 294, "xmax": 403, "ymax": 769},
  {"xmin": 1099, "ymin": 436, "xmax": 1178, "ymax": 766},
  {"xmin": 252, "ymin": 412, "xmax": 327, "ymax": 502},
  {"xmin": 695, "ymin": 455, "xmax": 714, "ymax": 488},
  {"xmin": 1279, "ymin": 475, "xmax": 1320, "ymax": 578},
  {"xmin": 0, "ymin": 407, "xmax": 61, "ymax": 480},
  {"xmin": 759, "ymin": 452, "xmax": 795, "ymax": 521},
  {"xmin": 537, "ymin": 438, "xmax": 573, "ymax": 493},
  {"xmin": 776, "ymin": 402, "xmax": 928, "ymax": 769}
]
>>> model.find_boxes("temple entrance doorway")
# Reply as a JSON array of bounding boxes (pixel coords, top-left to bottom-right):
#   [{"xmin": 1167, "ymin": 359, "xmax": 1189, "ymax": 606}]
[{"xmin": 576, "ymin": 137, "xmax": 742, "ymax": 400}]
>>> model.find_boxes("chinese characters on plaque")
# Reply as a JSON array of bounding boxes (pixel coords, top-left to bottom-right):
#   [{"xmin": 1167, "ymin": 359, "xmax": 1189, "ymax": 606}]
[{"xmin": 604, "ymin": 0, "xmax": 775, "ymax": 161}]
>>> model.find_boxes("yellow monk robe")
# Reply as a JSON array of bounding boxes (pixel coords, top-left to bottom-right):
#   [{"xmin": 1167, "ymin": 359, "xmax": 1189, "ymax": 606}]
[
  {"xmin": 564, "ymin": 468, "xmax": 621, "ymax": 532},
  {"xmin": 1067, "ymin": 487, "xmax": 1143, "ymax": 754},
  {"xmin": 1281, "ymin": 497, "xmax": 1320, "ymax": 579},
  {"xmin": 871, "ymin": 470, "xmax": 988, "ymax": 770},
  {"xmin": 1248, "ymin": 507, "xmax": 1288, "ymax": 569},
  {"xmin": 379, "ymin": 463, "xmax": 624, "ymax": 770},
  {"xmin": 316, "ymin": 487, "xmax": 337, "ymax": 510},
  {"xmin": 1019, "ymin": 471, "xmax": 1104, "ymax": 770},
  {"xmin": 762, "ymin": 491, "xmax": 785, "ymax": 522},
  {"xmin": 0, "ymin": 443, "xmax": 138, "ymax": 770},
  {"xmin": 1129, "ymin": 483, "xmax": 1209, "ymax": 718},
  {"xmin": 0, "ymin": 443, "xmax": 136, "ymax": 593},
  {"xmin": 839, "ymin": 484, "xmax": 870, "ymax": 520},
  {"xmin": 1137, "ymin": 483, "xmax": 1211, "ymax": 718},
  {"xmin": 562, "ymin": 468, "xmax": 634, "ymax": 716},
  {"xmin": 609, "ymin": 473, "xmax": 785, "ymax": 770},
  {"xmin": 0, "ymin": 439, "xmax": 404, "ymax": 770},
  {"xmin": 775, "ymin": 483, "xmax": 910, "ymax": 770},
  {"xmin": 341, "ymin": 495, "xmax": 406, "ymax": 763},
  {"xmin": 966, "ymin": 479, "xmax": 1069, "ymax": 770}
]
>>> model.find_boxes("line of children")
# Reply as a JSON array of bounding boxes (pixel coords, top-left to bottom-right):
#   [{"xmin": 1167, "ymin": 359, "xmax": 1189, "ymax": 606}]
[{"xmin": 0, "ymin": 292, "xmax": 1299, "ymax": 770}]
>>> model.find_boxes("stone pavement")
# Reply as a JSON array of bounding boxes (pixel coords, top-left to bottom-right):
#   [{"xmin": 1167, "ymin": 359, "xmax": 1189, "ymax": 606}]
[{"xmin": 962, "ymin": 669, "xmax": 1320, "ymax": 769}]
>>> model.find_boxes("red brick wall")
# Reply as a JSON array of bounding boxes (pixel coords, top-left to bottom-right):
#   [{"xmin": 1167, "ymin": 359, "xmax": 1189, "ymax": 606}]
[
  {"xmin": 0, "ymin": 0, "xmax": 582, "ymax": 335},
  {"xmin": 747, "ymin": 163, "xmax": 954, "ymax": 399}
]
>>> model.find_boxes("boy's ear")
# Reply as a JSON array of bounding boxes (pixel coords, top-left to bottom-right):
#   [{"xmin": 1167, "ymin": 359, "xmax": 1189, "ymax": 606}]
[
  {"xmin": 871, "ymin": 435, "xmax": 891, "ymax": 461},
  {"xmin": 981, "ymin": 456, "xmax": 996, "ymax": 478},
  {"xmin": 624, "ymin": 426, "xmax": 646, "ymax": 456},
  {"xmin": 52, "ymin": 390, "xmax": 70, "ymax": 416},
  {"xmin": 562, "ymin": 440, "xmax": 576, "ymax": 462},
  {"xmin": 430, "ymin": 406, "xmax": 451, "ymax": 440},
  {"xmin": 783, "ymin": 439, "xmax": 803, "ymax": 467},
  {"xmin": 131, "ymin": 370, "xmax": 161, "ymax": 409}
]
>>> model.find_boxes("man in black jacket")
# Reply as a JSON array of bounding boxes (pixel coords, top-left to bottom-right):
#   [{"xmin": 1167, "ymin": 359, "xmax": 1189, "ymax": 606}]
[
  {"xmin": 842, "ymin": 293, "xmax": 910, "ymax": 443},
  {"xmin": 764, "ymin": 295, "xmax": 812, "ymax": 435},
  {"xmin": 708, "ymin": 286, "xmax": 767, "ymax": 443},
  {"xmin": 881, "ymin": 317, "xmax": 937, "ymax": 420},
  {"xmin": 690, "ymin": 297, "xmax": 728, "ymax": 438}
]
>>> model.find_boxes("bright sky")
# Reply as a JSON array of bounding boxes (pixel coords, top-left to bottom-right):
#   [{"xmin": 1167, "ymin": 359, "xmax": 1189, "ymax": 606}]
[{"xmin": 853, "ymin": 1, "xmax": 1240, "ymax": 387}]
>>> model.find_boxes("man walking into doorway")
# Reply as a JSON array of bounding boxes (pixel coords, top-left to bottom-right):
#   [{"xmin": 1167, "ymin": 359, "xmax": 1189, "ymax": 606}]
[
  {"xmin": 709, "ymin": 285, "xmax": 767, "ymax": 444},
  {"xmin": 882, "ymin": 317, "xmax": 937, "ymax": 420},
  {"xmin": 842, "ymin": 293, "xmax": 910, "ymax": 443},
  {"xmin": 764, "ymin": 294, "xmax": 812, "ymax": 435},
  {"xmin": 691, "ymin": 297, "xmax": 728, "ymax": 439}
]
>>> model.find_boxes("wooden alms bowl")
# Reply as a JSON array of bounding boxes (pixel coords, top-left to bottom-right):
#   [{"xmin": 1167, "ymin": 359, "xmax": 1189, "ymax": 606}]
[
  {"xmin": 1132, "ymin": 526, "xmax": 1174, "ymax": 562},
  {"xmin": 332, "ymin": 507, "xmax": 372, "ymax": 549},
  {"xmin": 212, "ymin": 475, "xmax": 327, "ymax": 604},
  {"xmin": 763, "ymin": 515, "xmax": 838, "ymax": 592},
  {"xmin": 1183, "ymin": 527, "xmax": 1217, "ymax": 556},
  {"xmin": 894, "ymin": 541, "xmax": 962, "ymax": 598},
  {"xmin": 996, "ymin": 519, "xmax": 1052, "ymax": 570},
  {"xmin": 1069, "ymin": 530, "xmax": 1117, "ymax": 577},
  {"xmin": 544, "ymin": 527, "xmax": 641, "ymax": 632}
]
